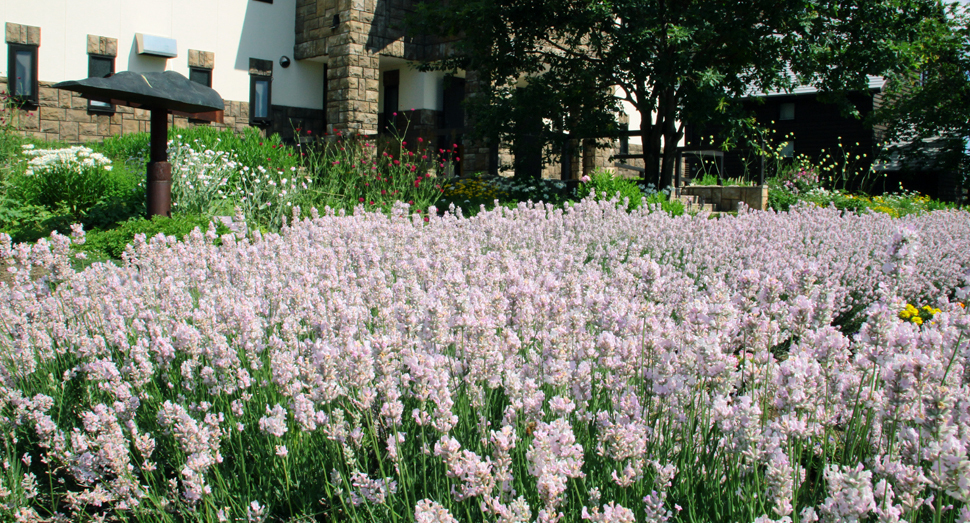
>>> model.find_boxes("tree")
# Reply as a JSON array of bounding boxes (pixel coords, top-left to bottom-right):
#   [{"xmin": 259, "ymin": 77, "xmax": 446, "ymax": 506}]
[
  {"xmin": 413, "ymin": 0, "xmax": 937, "ymax": 187},
  {"xmin": 873, "ymin": 1, "xmax": 970, "ymax": 188}
]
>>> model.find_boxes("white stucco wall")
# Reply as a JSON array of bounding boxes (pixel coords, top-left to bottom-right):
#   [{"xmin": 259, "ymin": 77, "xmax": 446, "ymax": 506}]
[
  {"xmin": 399, "ymin": 67, "xmax": 444, "ymax": 112},
  {"xmin": 377, "ymin": 58, "xmax": 445, "ymax": 113},
  {"xmin": 0, "ymin": 0, "xmax": 324, "ymax": 109}
]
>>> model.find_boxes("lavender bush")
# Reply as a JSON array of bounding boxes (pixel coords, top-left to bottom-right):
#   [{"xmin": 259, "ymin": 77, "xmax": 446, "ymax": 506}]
[{"xmin": 1, "ymin": 200, "xmax": 969, "ymax": 523}]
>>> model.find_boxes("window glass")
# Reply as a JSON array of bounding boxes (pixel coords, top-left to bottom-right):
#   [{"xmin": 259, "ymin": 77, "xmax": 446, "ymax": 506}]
[
  {"xmin": 780, "ymin": 102, "xmax": 795, "ymax": 121},
  {"xmin": 14, "ymin": 50, "xmax": 33, "ymax": 97},
  {"xmin": 780, "ymin": 141, "xmax": 795, "ymax": 158},
  {"xmin": 253, "ymin": 78, "xmax": 269, "ymax": 119},
  {"xmin": 190, "ymin": 68, "xmax": 212, "ymax": 87},
  {"xmin": 89, "ymin": 55, "xmax": 115, "ymax": 112}
]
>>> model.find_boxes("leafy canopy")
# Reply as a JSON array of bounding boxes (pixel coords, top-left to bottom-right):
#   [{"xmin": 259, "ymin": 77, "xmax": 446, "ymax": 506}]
[{"xmin": 413, "ymin": 0, "xmax": 937, "ymax": 186}]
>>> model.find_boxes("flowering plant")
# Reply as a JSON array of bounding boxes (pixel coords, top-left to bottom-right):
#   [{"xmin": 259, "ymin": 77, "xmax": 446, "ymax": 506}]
[
  {"xmin": 775, "ymin": 161, "xmax": 819, "ymax": 195},
  {"xmin": 2, "ymin": 202, "xmax": 969, "ymax": 522},
  {"xmin": 898, "ymin": 303, "xmax": 941, "ymax": 325},
  {"xmin": 18, "ymin": 144, "xmax": 114, "ymax": 220}
]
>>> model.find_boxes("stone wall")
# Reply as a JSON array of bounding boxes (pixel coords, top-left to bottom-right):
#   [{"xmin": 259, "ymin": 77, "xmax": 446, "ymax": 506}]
[
  {"xmin": 0, "ymin": 78, "xmax": 328, "ymax": 144},
  {"xmin": 680, "ymin": 185, "xmax": 769, "ymax": 212}
]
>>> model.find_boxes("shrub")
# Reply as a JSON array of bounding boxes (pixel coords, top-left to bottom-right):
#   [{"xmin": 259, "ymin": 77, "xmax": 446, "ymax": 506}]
[
  {"xmin": 577, "ymin": 169, "xmax": 644, "ymax": 208},
  {"xmin": 81, "ymin": 214, "xmax": 229, "ymax": 259},
  {"xmin": 644, "ymin": 190, "xmax": 685, "ymax": 216},
  {"xmin": 14, "ymin": 144, "xmax": 121, "ymax": 221}
]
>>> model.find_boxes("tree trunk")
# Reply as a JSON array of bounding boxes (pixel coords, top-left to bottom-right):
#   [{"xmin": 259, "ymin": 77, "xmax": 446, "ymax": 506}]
[
  {"xmin": 641, "ymin": 121, "xmax": 664, "ymax": 189},
  {"xmin": 660, "ymin": 111, "xmax": 681, "ymax": 189},
  {"xmin": 658, "ymin": 89, "xmax": 682, "ymax": 189}
]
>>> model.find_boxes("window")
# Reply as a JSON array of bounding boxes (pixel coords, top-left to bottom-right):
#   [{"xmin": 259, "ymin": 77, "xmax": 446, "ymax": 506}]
[
  {"xmin": 8, "ymin": 43, "xmax": 38, "ymax": 106},
  {"xmin": 779, "ymin": 102, "xmax": 795, "ymax": 121},
  {"xmin": 381, "ymin": 70, "xmax": 399, "ymax": 133},
  {"xmin": 189, "ymin": 67, "xmax": 212, "ymax": 87},
  {"xmin": 88, "ymin": 54, "xmax": 115, "ymax": 113},
  {"xmin": 780, "ymin": 141, "xmax": 795, "ymax": 158},
  {"xmin": 442, "ymin": 77, "xmax": 465, "ymax": 130},
  {"xmin": 254, "ymin": 0, "xmax": 272, "ymax": 3},
  {"xmin": 249, "ymin": 58, "xmax": 272, "ymax": 126},
  {"xmin": 250, "ymin": 76, "xmax": 271, "ymax": 124}
]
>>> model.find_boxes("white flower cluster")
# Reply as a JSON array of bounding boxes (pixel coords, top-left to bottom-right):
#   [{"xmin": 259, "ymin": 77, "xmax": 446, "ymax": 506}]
[{"xmin": 21, "ymin": 144, "xmax": 112, "ymax": 177}]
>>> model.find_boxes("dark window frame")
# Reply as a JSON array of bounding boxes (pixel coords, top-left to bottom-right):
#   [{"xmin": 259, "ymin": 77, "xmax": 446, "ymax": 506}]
[
  {"xmin": 189, "ymin": 67, "xmax": 212, "ymax": 88},
  {"xmin": 250, "ymin": 75, "xmax": 272, "ymax": 126},
  {"xmin": 254, "ymin": 0, "xmax": 273, "ymax": 3},
  {"xmin": 8, "ymin": 43, "xmax": 39, "ymax": 107},
  {"xmin": 87, "ymin": 54, "xmax": 115, "ymax": 114}
]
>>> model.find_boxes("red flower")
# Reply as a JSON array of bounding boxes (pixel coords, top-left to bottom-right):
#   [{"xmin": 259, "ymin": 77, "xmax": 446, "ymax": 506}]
[
  {"xmin": 418, "ymin": 137, "xmax": 423, "ymax": 143},
  {"xmin": 359, "ymin": 197, "xmax": 364, "ymax": 202},
  {"xmin": 424, "ymin": 216, "xmax": 429, "ymax": 222}
]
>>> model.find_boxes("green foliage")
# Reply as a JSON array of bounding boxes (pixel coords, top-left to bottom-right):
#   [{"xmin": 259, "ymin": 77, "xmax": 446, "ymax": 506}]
[
  {"xmin": 437, "ymin": 174, "xmax": 574, "ymax": 215},
  {"xmin": 644, "ymin": 190, "xmax": 685, "ymax": 216},
  {"xmin": 766, "ymin": 178, "xmax": 801, "ymax": 212},
  {"xmin": 0, "ymin": 92, "xmax": 25, "ymax": 171},
  {"xmin": 767, "ymin": 175, "xmax": 953, "ymax": 216},
  {"xmin": 577, "ymin": 170, "xmax": 645, "ymax": 209},
  {"xmin": 174, "ymin": 126, "xmax": 302, "ymax": 176},
  {"xmin": 414, "ymin": 0, "xmax": 936, "ymax": 187},
  {"xmin": 12, "ymin": 145, "xmax": 116, "ymax": 221},
  {"xmin": 872, "ymin": 1, "xmax": 970, "ymax": 183},
  {"xmin": 93, "ymin": 132, "xmax": 150, "ymax": 164},
  {"xmin": 82, "ymin": 214, "xmax": 228, "ymax": 259}
]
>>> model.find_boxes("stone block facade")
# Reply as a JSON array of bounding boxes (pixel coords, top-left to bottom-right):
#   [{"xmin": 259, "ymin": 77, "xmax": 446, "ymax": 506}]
[
  {"xmin": 294, "ymin": 0, "xmax": 614, "ymax": 179},
  {"xmin": 1, "ymin": 79, "xmax": 257, "ymax": 144},
  {"xmin": 2, "ymin": 2, "xmax": 626, "ymax": 180},
  {"xmin": 5, "ymin": 23, "xmax": 41, "ymax": 46}
]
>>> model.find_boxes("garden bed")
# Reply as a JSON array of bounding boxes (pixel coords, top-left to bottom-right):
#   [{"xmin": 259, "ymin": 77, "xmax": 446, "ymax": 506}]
[{"xmin": 1, "ymin": 201, "xmax": 969, "ymax": 522}]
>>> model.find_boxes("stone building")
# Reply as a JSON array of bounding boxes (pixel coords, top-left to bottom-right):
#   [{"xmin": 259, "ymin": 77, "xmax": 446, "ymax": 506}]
[{"xmin": 2, "ymin": 0, "xmax": 630, "ymax": 178}]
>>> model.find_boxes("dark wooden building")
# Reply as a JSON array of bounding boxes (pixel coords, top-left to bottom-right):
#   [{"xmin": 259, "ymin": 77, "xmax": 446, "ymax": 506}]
[{"xmin": 686, "ymin": 79, "xmax": 883, "ymax": 189}]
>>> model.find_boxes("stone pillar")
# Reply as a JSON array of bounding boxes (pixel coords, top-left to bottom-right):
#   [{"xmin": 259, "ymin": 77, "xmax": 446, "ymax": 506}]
[{"xmin": 327, "ymin": 0, "xmax": 379, "ymax": 135}]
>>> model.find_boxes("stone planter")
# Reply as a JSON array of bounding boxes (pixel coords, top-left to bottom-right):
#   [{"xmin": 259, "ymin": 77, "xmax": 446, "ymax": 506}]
[{"xmin": 679, "ymin": 185, "xmax": 768, "ymax": 212}]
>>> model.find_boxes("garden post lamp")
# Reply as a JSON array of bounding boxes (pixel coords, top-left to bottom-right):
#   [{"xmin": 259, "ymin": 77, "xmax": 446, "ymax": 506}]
[{"xmin": 53, "ymin": 71, "xmax": 225, "ymax": 217}]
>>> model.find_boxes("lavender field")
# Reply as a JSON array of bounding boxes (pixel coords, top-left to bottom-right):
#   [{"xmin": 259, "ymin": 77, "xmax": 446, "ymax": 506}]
[{"xmin": 1, "ymin": 199, "xmax": 969, "ymax": 522}]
